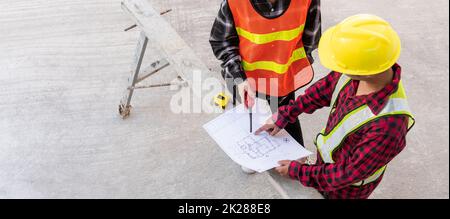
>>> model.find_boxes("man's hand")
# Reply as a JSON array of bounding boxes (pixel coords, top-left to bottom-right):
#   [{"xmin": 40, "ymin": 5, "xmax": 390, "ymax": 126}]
[
  {"xmin": 237, "ymin": 80, "xmax": 256, "ymax": 107},
  {"xmin": 275, "ymin": 158, "xmax": 309, "ymax": 177},
  {"xmin": 275, "ymin": 160, "xmax": 291, "ymax": 177},
  {"xmin": 255, "ymin": 119, "xmax": 281, "ymax": 136}
]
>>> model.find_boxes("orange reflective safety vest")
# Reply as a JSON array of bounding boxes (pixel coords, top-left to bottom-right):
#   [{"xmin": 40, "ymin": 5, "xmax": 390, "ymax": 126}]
[{"xmin": 228, "ymin": 0, "xmax": 314, "ymax": 97}]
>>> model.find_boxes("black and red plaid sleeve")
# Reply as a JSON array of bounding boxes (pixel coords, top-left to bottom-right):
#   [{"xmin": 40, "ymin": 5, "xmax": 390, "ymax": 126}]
[
  {"xmin": 288, "ymin": 115, "xmax": 409, "ymax": 192},
  {"xmin": 274, "ymin": 71, "xmax": 341, "ymax": 128}
]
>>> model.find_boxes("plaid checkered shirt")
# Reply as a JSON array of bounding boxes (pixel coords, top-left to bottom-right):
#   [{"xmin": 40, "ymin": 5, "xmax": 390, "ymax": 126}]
[{"xmin": 275, "ymin": 64, "xmax": 410, "ymax": 199}]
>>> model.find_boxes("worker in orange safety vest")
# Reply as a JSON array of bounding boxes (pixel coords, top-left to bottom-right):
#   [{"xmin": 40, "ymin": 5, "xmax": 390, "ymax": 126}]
[{"xmin": 210, "ymin": 0, "xmax": 321, "ymax": 173}]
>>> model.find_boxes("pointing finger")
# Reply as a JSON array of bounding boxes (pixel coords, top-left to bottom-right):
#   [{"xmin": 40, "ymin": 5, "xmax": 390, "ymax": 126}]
[{"xmin": 255, "ymin": 124, "xmax": 271, "ymax": 135}]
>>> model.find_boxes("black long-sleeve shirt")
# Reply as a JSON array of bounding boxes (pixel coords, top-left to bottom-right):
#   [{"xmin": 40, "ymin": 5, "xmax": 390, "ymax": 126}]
[{"xmin": 209, "ymin": 0, "xmax": 321, "ymax": 83}]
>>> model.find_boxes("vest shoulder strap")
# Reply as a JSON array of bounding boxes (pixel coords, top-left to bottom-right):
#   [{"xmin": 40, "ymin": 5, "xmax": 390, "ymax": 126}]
[{"xmin": 330, "ymin": 73, "xmax": 351, "ymax": 108}]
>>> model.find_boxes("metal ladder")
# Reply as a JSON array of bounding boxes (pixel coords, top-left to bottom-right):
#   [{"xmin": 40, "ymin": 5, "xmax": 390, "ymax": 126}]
[{"xmin": 118, "ymin": 9, "xmax": 187, "ymax": 119}]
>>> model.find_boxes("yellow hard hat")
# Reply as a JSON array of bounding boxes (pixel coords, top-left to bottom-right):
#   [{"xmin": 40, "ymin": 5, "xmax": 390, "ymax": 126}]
[{"xmin": 318, "ymin": 14, "xmax": 401, "ymax": 75}]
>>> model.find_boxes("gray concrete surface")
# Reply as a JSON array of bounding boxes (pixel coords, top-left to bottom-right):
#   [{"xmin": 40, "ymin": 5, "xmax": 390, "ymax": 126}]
[{"xmin": 0, "ymin": 0, "xmax": 448, "ymax": 198}]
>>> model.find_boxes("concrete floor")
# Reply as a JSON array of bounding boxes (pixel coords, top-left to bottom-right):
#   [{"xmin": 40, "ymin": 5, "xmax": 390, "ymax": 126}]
[{"xmin": 0, "ymin": 0, "xmax": 448, "ymax": 198}]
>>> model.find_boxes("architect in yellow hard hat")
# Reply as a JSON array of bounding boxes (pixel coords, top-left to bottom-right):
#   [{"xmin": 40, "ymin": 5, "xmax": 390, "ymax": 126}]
[{"xmin": 256, "ymin": 14, "xmax": 415, "ymax": 199}]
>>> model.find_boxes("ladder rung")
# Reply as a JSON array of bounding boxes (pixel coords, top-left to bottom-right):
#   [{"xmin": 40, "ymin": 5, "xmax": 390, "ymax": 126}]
[{"xmin": 135, "ymin": 59, "xmax": 170, "ymax": 84}]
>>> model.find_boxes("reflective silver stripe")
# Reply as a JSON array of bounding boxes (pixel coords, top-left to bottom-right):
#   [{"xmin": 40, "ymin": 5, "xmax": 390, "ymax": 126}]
[
  {"xmin": 317, "ymin": 98, "xmax": 412, "ymax": 163},
  {"xmin": 330, "ymin": 74, "xmax": 350, "ymax": 108}
]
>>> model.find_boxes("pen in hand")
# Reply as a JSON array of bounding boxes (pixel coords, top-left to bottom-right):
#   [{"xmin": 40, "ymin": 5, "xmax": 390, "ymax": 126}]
[{"xmin": 244, "ymin": 91, "xmax": 255, "ymax": 133}]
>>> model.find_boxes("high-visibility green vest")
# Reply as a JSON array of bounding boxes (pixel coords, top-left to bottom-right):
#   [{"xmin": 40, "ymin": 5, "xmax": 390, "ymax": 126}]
[{"xmin": 314, "ymin": 74, "xmax": 415, "ymax": 186}]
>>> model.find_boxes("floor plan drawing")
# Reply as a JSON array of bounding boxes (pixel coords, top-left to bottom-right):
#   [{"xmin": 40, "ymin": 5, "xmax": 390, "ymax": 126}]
[
  {"xmin": 203, "ymin": 100, "xmax": 312, "ymax": 173},
  {"xmin": 237, "ymin": 134, "xmax": 281, "ymax": 159}
]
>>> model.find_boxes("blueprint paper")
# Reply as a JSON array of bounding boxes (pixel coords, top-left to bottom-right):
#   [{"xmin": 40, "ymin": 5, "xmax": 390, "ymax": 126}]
[{"xmin": 203, "ymin": 99, "xmax": 313, "ymax": 173}]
